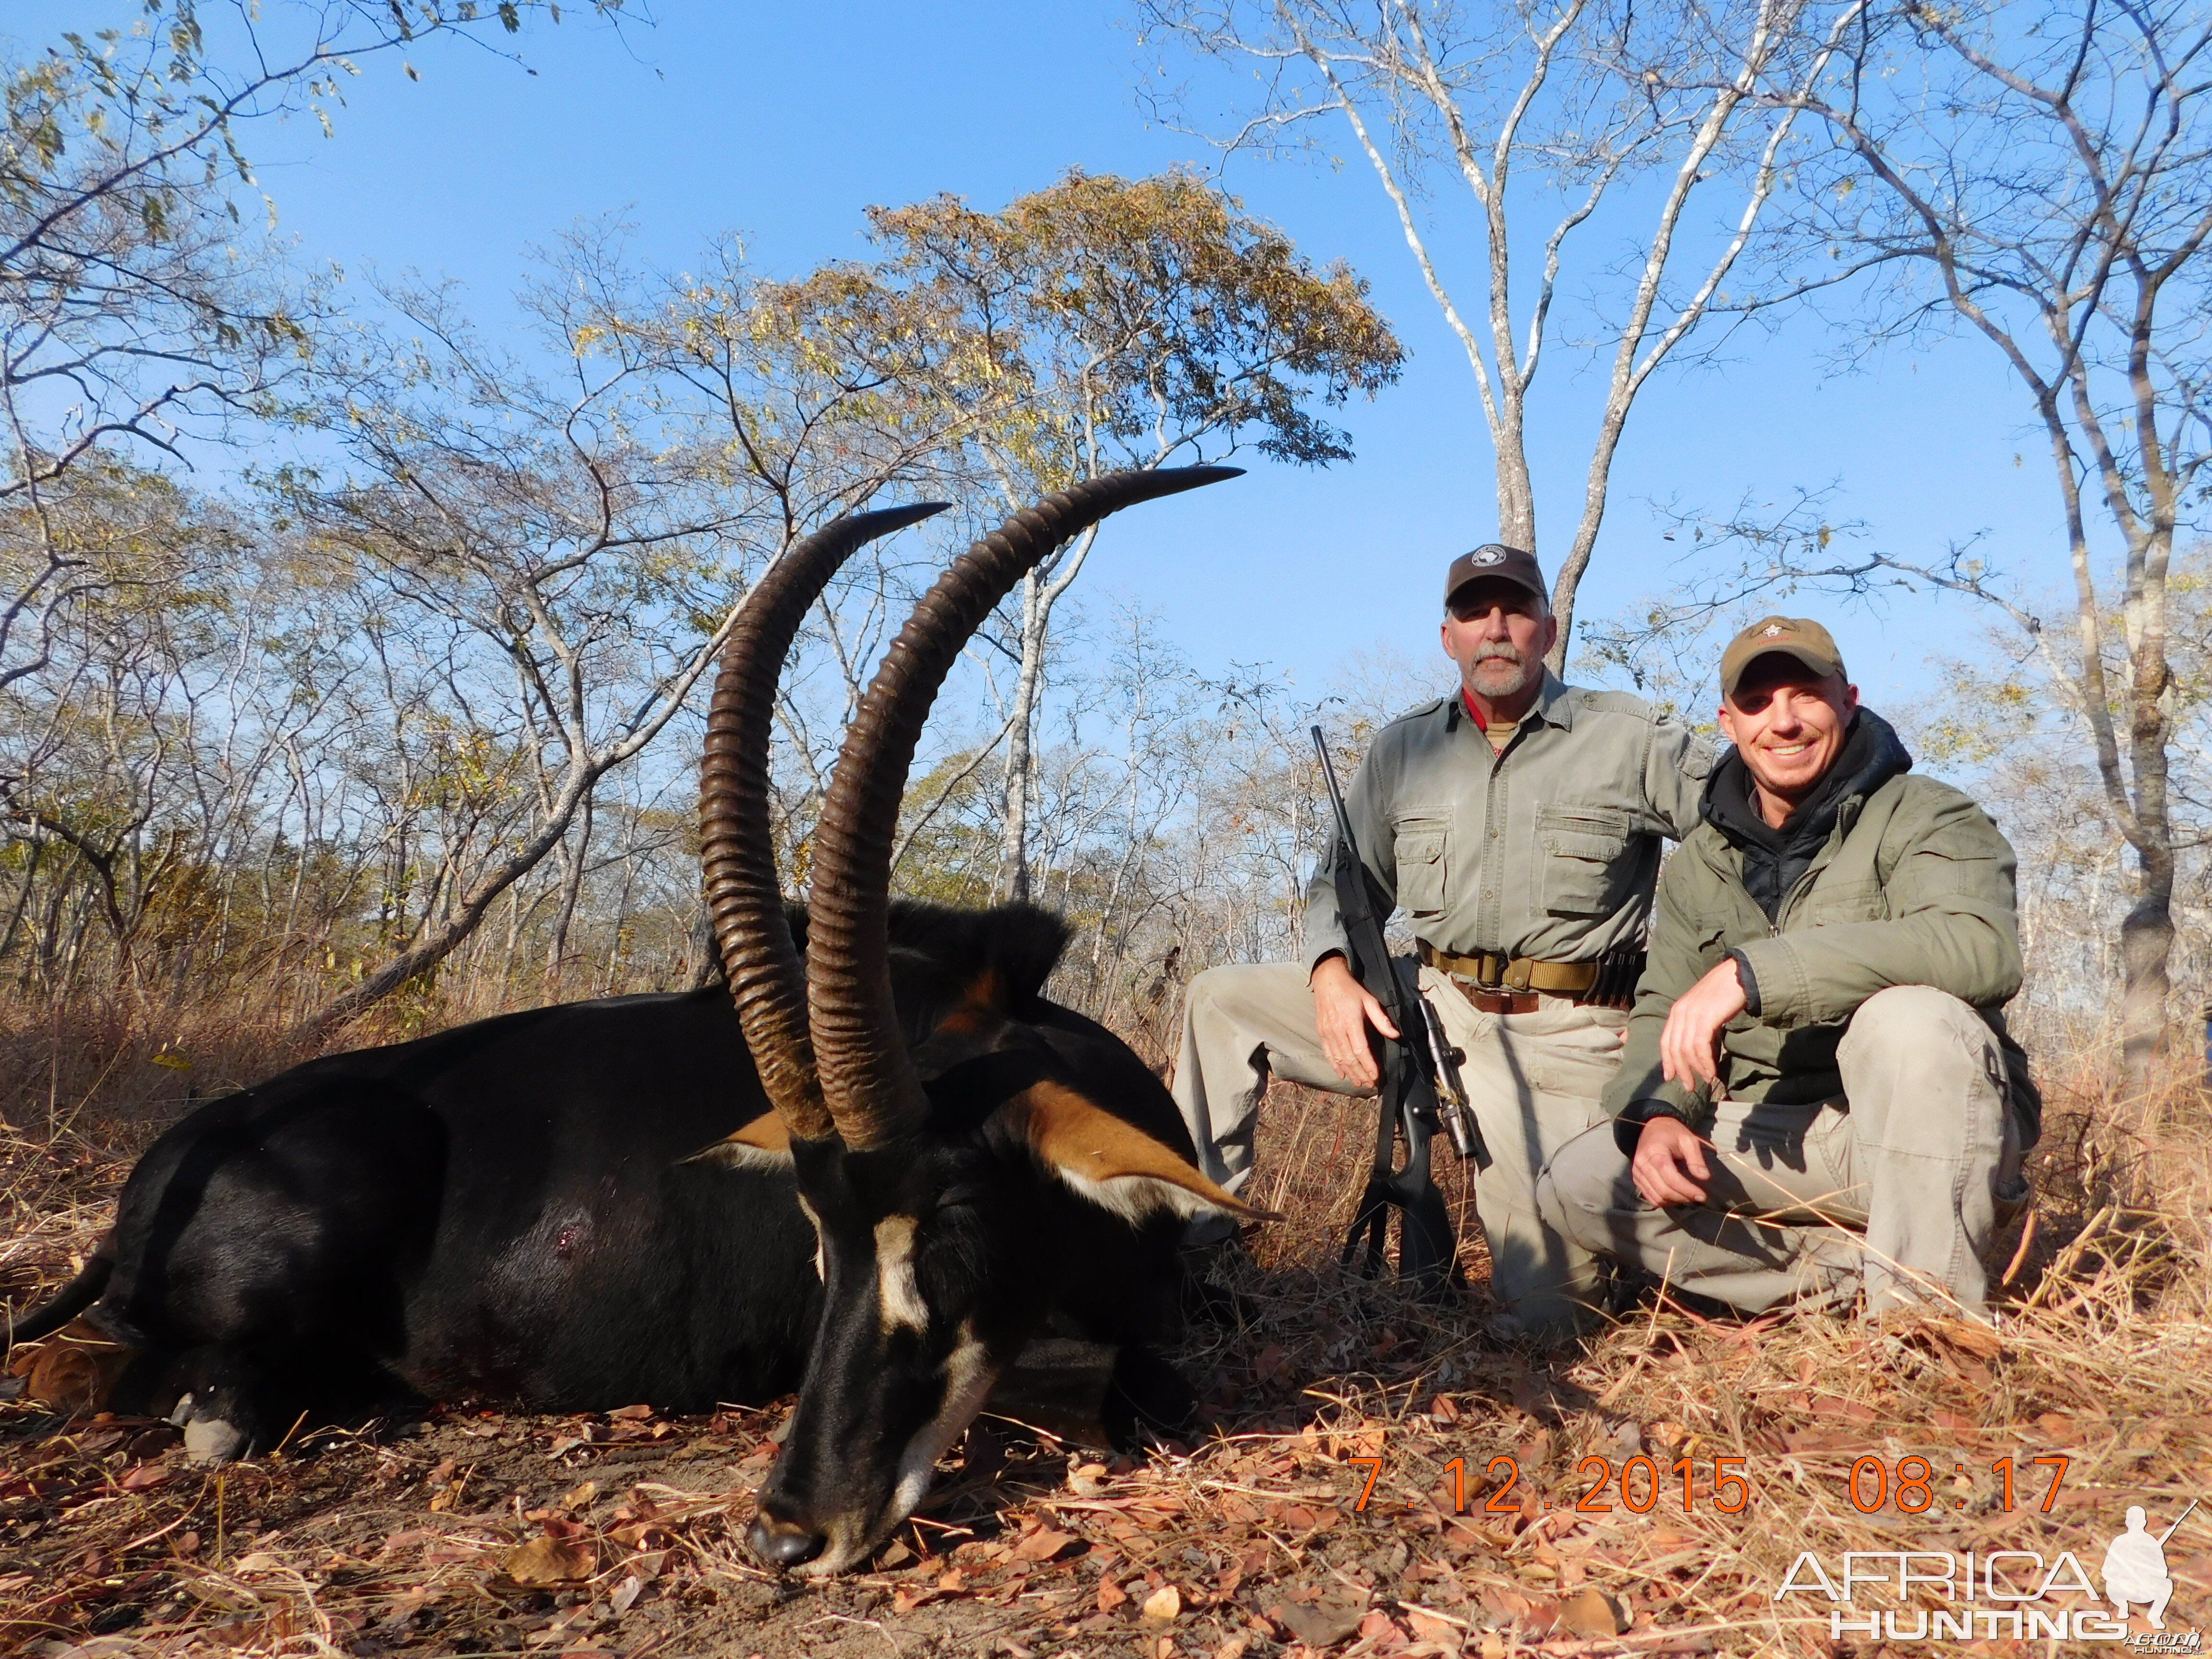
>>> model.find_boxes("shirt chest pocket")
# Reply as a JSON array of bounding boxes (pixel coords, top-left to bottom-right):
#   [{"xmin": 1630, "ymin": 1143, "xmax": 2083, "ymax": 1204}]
[
  {"xmin": 1537, "ymin": 805, "xmax": 1632, "ymax": 917},
  {"xmin": 1393, "ymin": 818, "xmax": 1450, "ymax": 919},
  {"xmin": 1795, "ymin": 876, "xmax": 1888, "ymax": 926}
]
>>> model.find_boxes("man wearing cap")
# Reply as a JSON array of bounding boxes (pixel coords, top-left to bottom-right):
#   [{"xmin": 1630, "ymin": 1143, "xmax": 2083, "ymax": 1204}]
[
  {"xmin": 1169, "ymin": 544, "xmax": 1714, "ymax": 1334},
  {"xmin": 1536, "ymin": 618, "xmax": 2037, "ymax": 1317}
]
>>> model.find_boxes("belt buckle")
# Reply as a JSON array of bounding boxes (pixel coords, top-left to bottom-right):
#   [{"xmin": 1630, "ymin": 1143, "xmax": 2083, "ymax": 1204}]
[{"xmin": 1462, "ymin": 977, "xmax": 1534, "ymax": 1017}]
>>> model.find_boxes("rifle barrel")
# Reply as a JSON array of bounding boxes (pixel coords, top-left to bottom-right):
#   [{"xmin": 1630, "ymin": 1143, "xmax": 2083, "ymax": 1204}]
[
  {"xmin": 1311, "ymin": 725, "xmax": 1355, "ymax": 847},
  {"xmin": 2157, "ymin": 1497, "xmax": 2199, "ymax": 1544}
]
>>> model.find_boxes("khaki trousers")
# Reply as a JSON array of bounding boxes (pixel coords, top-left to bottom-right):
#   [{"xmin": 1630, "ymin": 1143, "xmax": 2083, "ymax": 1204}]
[
  {"xmin": 1535, "ymin": 986, "xmax": 2028, "ymax": 1317},
  {"xmin": 1170, "ymin": 960, "xmax": 1627, "ymax": 1331}
]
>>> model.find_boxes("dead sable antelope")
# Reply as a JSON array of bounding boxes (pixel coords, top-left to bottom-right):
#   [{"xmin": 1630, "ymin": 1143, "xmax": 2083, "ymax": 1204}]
[
  {"xmin": 715, "ymin": 467, "xmax": 1268, "ymax": 1574},
  {"xmin": 7, "ymin": 471, "xmax": 1264, "ymax": 1575}
]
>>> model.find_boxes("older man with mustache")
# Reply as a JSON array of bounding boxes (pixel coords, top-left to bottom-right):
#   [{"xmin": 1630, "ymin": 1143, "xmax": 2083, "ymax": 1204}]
[
  {"xmin": 1535, "ymin": 617, "xmax": 2038, "ymax": 1318},
  {"xmin": 1170, "ymin": 545, "xmax": 1714, "ymax": 1334}
]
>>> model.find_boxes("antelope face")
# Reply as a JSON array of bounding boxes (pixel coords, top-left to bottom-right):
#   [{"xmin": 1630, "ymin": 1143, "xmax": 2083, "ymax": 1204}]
[
  {"xmin": 739, "ymin": 1048, "xmax": 1264, "ymax": 1575},
  {"xmin": 745, "ymin": 1131, "xmax": 1038, "ymax": 1575}
]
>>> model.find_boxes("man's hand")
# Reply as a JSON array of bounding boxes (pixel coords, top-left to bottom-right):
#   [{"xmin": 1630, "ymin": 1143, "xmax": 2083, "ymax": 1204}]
[
  {"xmin": 1659, "ymin": 958, "xmax": 1749, "ymax": 1088},
  {"xmin": 1632, "ymin": 1115, "xmax": 1712, "ymax": 1207},
  {"xmin": 1310, "ymin": 953, "xmax": 1398, "ymax": 1090}
]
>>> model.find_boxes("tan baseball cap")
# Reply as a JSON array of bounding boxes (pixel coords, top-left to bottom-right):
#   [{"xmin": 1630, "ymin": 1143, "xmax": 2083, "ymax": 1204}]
[
  {"xmin": 1444, "ymin": 543, "xmax": 1547, "ymax": 608},
  {"xmin": 1719, "ymin": 615, "xmax": 1847, "ymax": 698}
]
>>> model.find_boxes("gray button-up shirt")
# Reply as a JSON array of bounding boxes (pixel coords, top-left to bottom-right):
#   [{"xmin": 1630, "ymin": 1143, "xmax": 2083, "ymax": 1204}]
[{"xmin": 1304, "ymin": 673, "xmax": 1715, "ymax": 973}]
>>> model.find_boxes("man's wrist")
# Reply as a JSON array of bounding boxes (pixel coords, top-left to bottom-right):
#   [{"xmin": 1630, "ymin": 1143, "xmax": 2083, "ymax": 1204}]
[
  {"xmin": 1310, "ymin": 950, "xmax": 1348, "ymax": 986},
  {"xmin": 1725, "ymin": 949, "xmax": 1762, "ymax": 1015},
  {"xmin": 1615, "ymin": 1099, "xmax": 1688, "ymax": 1158}
]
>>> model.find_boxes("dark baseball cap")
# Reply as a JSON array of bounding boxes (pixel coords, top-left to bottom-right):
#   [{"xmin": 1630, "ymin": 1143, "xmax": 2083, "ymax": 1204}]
[
  {"xmin": 1444, "ymin": 543, "xmax": 1547, "ymax": 609},
  {"xmin": 1719, "ymin": 614, "xmax": 1847, "ymax": 697}
]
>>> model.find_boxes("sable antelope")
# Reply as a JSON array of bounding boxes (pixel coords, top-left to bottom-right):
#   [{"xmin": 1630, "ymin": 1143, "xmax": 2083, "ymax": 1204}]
[
  {"xmin": 7, "ymin": 473, "xmax": 1259, "ymax": 1566},
  {"xmin": 727, "ymin": 466, "xmax": 1264, "ymax": 1575}
]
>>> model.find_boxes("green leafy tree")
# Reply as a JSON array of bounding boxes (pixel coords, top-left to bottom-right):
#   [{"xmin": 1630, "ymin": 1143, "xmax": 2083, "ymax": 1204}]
[{"xmin": 866, "ymin": 169, "xmax": 1403, "ymax": 899}]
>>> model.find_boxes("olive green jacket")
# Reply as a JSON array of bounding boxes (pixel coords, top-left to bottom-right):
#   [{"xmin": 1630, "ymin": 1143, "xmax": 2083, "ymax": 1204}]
[{"xmin": 1602, "ymin": 763, "xmax": 2040, "ymax": 1140}]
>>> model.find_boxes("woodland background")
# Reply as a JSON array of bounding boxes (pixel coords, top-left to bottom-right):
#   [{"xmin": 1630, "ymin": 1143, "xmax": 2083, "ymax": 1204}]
[
  {"xmin": 1, "ymin": 6, "xmax": 2210, "ymax": 1655},
  {"xmin": 1, "ymin": 0, "xmax": 2206, "ymax": 1147}
]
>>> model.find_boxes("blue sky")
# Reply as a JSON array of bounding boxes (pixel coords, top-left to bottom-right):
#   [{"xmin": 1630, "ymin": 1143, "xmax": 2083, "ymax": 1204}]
[{"xmin": 16, "ymin": 1, "xmax": 2064, "ymax": 723}]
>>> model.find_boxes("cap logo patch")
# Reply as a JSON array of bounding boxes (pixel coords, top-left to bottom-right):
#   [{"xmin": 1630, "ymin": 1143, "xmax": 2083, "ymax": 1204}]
[
  {"xmin": 1760, "ymin": 623, "xmax": 1788, "ymax": 637},
  {"xmin": 1470, "ymin": 547, "xmax": 1505, "ymax": 565}
]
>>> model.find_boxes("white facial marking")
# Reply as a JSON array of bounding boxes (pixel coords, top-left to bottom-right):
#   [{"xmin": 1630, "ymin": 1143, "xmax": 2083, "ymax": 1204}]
[
  {"xmin": 874, "ymin": 1214, "xmax": 927, "ymax": 1334},
  {"xmin": 1052, "ymin": 1167, "xmax": 1238, "ymax": 1227},
  {"xmin": 891, "ymin": 1327, "xmax": 997, "ymax": 1526},
  {"xmin": 797, "ymin": 1327, "xmax": 999, "ymax": 1578},
  {"xmin": 797, "ymin": 1195, "xmax": 825, "ymax": 1282}
]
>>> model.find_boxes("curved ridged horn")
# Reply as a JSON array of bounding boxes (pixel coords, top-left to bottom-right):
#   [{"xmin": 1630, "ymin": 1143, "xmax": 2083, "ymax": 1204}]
[
  {"xmin": 806, "ymin": 466, "xmax": 1243, "ymax": 1149},
  {"xmin": 700, "ymin": 502, "xmax": 951, "ymax": 1141}
]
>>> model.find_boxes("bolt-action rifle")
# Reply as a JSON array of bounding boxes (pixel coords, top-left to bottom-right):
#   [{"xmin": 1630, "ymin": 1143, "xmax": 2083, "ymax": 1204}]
[{"xmin": 1310, "ymin": 727, "xmax": 1488, "ymax": 1295}]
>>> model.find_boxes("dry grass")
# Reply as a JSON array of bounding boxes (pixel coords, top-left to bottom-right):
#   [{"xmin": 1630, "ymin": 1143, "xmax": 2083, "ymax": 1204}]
[{"xmin": 1, "ymin": 1001, "xmax": 2209, "ymax": 1656}]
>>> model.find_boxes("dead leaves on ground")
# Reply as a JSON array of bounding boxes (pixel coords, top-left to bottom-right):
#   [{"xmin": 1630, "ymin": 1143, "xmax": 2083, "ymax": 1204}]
[
  {"xmin": 0, "ymin": 1398, "xmax": 751, "ymax": 1654},
  {"xmin": 857, "ymin": 1410, "xmax": 1723, "ymax": 1654},
  {"xmin": 10, "ymin": 1096, "xmax": 2211, "ymax": 1659},
  {"xmin": 6, "ymin": 1322, "xmax": 132, "ymax": 1415},
  {"xmin": 5, "ymin": 1346, "xmax": 2197, "ymax": 1659},
  {"xmin": 7, "ymin": 1318, "xmax": 2187, "ymax": 1659},
  {"xmin": 498, "ymin": 1531, "xmax": 596, "ymax": 1587}
]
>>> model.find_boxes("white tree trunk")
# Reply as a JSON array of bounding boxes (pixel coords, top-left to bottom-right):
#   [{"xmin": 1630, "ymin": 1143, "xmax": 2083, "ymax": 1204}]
[{"xmin": 995, "ymin": 570, "xmax": 1049, "ymax": 902}]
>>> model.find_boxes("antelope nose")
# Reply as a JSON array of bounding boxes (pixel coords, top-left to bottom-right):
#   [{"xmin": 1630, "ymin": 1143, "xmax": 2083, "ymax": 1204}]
[{"xmin": 747, "ymin": 1513, "xmax": 826, "ymax": 1570}]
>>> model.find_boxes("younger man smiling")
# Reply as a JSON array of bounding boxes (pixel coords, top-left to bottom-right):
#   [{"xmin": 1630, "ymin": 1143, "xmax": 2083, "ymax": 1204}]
[{"xmin": 1536, "ymin": 617, "xmax": 2037, "ymax": 1318}]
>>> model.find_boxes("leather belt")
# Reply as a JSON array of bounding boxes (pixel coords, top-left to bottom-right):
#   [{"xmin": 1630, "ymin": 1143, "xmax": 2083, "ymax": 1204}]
[
  {"xmin": 1417, "ymin": 941, "xmax": 1600, "ymax": 1016},
  {"xmin": 1459, "ymin": 986, "xmax": 1537, "ymax": 1016}
]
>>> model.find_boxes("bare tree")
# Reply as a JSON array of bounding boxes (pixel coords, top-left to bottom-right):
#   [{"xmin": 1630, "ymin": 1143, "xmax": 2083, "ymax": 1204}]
[
  {"xmin": 281, "ymin": 281, "xmax": 726, "ymax": 1035},
  {"xmin": 1139, "ymin": 0, "xmax": 1854, "ymax": 661},
  {"xmin": 0, "ymin": 0, "xmax": 621, "ymax": 700},
  {"xmin": 1905, "ymin": 568, "xmax": 2212, "ymax": 1058},
  {"xmin": 284, "ymin": 229, "xmax": 985, "ymax": 1035},
  {"xmin": 1727, "ymin": 0, "xmax": 2212, "ymax": 1086}
]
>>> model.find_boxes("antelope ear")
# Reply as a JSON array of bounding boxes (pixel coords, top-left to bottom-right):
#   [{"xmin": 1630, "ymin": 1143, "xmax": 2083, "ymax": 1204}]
[
  {"xmin": 1018, "ymin": 1081, "xmax": 1278, "ymax": 1226},
  {"xmin": 683, "ymin": 1111, "xmax": 793, "ymax": 1170}
]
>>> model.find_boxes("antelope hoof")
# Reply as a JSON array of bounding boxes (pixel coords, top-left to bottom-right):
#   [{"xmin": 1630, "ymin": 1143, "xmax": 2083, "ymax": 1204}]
[{"xmin": 184, "ymin": 1415, "xmax": 247, "ymax": 1463}]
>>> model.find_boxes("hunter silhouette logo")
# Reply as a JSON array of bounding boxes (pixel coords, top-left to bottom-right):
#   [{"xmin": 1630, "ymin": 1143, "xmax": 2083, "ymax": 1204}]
[
  {"xmin": 1773, "ymin": 1493, "xmax": 2201, "ymax": 1646},
  {"xmin": 2103, "ymin": 1501, "xmax": 2195, "ymax": 1631}
]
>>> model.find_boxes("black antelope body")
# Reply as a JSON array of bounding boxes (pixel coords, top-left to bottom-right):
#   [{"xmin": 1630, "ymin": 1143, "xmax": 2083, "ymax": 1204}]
[{"xmin": 6, "ymin": 470, "xmax": 1258, "ymax": 1574}]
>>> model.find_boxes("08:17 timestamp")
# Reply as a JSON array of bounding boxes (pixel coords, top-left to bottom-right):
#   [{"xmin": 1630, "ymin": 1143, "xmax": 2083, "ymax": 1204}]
[{"xmin": 1844, "ymin": 1455, "xmax": 2069, "ymax": 1515}]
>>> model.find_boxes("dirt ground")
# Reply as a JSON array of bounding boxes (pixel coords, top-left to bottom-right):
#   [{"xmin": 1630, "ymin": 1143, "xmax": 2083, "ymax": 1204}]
[{"xmin": 3, "ymin": 1090, "xmax": 2211, "ymax": 1657}]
